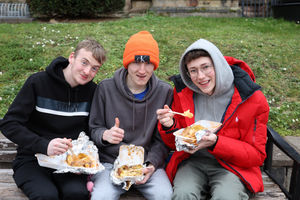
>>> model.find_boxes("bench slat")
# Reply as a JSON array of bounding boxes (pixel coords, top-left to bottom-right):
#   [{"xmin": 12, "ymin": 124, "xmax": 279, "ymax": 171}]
[
  {"xmin": 0, "ymin": 168, "xmax": 286, "ymax": 200},
  {"xmin": 0, "ymin": 138, "xmax": 18, "ymax": 150},
  {"xmin": 0, "ymin": 132, "xmax": 287, "ymax": 200}
]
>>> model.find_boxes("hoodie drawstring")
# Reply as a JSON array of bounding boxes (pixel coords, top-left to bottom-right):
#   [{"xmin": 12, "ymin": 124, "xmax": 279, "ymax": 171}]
[
  {"xmin": 74, "ymin": 88, "xmax": 79, "ymax": 111},
  {"xmin": 144, "ymin": 98, "xmax": 148, "ymax": 136},
  {"xmin": 132, "ymin": 96, "xmax": 135, "ymax": 131},
  {"xmin": 68, "ymin": 88, "xmax": 71, "ymax": 106}
]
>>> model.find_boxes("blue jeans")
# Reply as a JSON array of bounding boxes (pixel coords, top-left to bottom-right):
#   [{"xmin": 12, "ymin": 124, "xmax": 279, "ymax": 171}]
[{"xmin": 91, "ymin": 163, "xmax": 173, "ymax": 200}]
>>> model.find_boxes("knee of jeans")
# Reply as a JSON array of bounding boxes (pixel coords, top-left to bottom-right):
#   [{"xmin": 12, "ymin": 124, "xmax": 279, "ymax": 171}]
[
  {"xmin": 91, "ymin": 190, "xmax": 118, "ymax": 200},
  {"xmin": 211, "ymin": 190, "xmax": 249, "ymax": 200},
  {"xmin": 172, "ymin": 188, "xmax": 199, "ymax": 200},
  {"xmin": 152, "ymin": 189, "xmax": 173, "ymax": 200}
]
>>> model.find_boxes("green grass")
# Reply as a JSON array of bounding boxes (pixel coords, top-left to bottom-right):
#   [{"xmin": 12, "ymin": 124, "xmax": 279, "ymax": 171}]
[{"xmin": 0, "ymin": 14, "xmax": 299, "ymax": 136}]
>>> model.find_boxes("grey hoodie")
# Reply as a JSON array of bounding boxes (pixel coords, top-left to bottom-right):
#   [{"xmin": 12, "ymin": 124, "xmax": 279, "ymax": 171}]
[
  {"xmin": 179, "ymin": 39, "xmax": 235, "ymax": 122},
  {"xmin": 89, "ymin": 68, "xmax": 173, "ymax": 169}
]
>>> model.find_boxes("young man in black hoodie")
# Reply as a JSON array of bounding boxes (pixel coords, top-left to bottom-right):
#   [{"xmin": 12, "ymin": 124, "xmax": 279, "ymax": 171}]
[{"xmin": 0, "ymin": 39, "xmax": 106, "ymax": 200}]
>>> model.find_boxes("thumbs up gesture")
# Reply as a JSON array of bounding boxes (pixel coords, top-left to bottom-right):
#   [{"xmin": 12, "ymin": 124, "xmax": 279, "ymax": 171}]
[
  {"xmin": 102, "ymin": 117, "xmax": 125, "ymax": 144},
  {"xmin": 114, "ymin": 117, "xmax": 120, "ymax": 128}
]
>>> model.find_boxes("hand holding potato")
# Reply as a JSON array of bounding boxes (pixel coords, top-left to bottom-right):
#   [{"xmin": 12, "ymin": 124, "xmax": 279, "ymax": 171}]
[{"xmin": 47, "ymin": 137, "xmax": 72, "ymax": 156}]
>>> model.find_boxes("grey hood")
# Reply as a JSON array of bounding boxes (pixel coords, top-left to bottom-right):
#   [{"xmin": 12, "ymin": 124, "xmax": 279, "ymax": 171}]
[
  {"xmin": 179, "ymin": 39, "xmax": 235, "ymax": 122},
  {"xmin": 179, "ymin": 39, "xmax": 234, "ymax": 97}
]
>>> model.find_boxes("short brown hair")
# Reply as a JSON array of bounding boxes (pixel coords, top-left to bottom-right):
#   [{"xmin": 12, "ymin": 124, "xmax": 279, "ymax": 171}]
[
  {"xmin": 183, "ymin": 50, "xmax": 210, "ymax": 67},
  {"xmin": 74, "ymin": 39, "xmax": 106, "ymax": 65}
]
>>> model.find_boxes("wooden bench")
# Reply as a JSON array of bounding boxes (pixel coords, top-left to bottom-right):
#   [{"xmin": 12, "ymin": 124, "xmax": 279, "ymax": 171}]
[
  {"xmin": 0, "ymin": 134, "xmax": 147, "ymax": 200},
  {"xmin": 1, "ymin": 126, "xmax": 299, "ymax": 200},
  {"xmin": 263, "ymin": 127, "xmax": 300, "ymax": 200}
]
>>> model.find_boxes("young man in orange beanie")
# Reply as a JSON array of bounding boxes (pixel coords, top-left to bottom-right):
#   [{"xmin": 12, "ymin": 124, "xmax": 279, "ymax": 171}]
[{"xmin": 89, "ymin": 31, "xmax": 173, "ymax": 200}]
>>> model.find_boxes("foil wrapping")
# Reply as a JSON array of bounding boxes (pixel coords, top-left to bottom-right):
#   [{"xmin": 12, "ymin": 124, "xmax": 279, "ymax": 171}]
[
  {"xmin": 173, "ymin": 120, "xmax": 222, "ymax": 151},
  {"xmin": 110, "ymin": 144, "xmax": 145, "ymax": 190},
  {"xmin": 35, "ymin": 132, "xmax": 104, "ymax": 174}
]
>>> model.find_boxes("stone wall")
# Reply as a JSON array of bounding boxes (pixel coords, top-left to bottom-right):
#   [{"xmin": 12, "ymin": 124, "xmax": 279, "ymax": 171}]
[
  {"xmin": 0, "ymin": 0, "xmax": 26, "ymax": 3},
  {"xmin": 126, "ymin": 0, "xmax": 241, "ymax": 17},
  {"xmin": 152, "ymin": 0, "xmax": 239, "ymax": 9}
]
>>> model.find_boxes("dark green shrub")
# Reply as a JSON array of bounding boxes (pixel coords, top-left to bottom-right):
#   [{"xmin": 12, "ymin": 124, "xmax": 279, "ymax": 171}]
[{"xmin": 26, "ymin": 0, "xmax": 125, "ymax": 19}]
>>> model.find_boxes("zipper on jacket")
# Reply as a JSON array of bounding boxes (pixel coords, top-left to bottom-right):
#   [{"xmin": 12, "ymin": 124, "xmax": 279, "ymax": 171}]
[
  {"xmin": 253, "ymin": 119, "xmax": 257, "ymax": 144},
  {"xmin": 217, "ymin": 90, "xmax": 258, "ymax": 133},
  {"xmin": 216, "ymin": 91, "xmax": 261, "ymax": 193}
]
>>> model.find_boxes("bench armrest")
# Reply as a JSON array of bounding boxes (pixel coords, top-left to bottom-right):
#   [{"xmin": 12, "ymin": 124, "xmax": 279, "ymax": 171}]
[{"xmin": 263, "ymin": 126, "xmax": 300, "ymax": 200}]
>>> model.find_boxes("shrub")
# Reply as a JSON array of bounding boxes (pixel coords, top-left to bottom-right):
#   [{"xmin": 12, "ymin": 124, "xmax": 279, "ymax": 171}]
[{"xmin": 26, "ymin": 0, "xmax": 125, "ymax": 19}]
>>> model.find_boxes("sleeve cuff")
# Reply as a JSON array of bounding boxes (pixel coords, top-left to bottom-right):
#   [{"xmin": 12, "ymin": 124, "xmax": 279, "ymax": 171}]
[
  {"xmin": 207, "ymin": 135, "xmax": 218, "ymax": 151},
  {"xmin": 161, "ymin": 118, "xmax": 176, "ymax": 131}
]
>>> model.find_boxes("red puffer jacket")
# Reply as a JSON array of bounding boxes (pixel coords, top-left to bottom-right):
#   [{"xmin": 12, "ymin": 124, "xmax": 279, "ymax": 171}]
[{"xmin": 158, "ymin": 57, "xmax": 269, "ymax": 193}]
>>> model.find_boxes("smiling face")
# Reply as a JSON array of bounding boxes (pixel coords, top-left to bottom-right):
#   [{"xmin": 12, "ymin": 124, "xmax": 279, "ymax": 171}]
[
  {"xmin": 186, "ymin": 56, "xmax": 216, "ymax": 95},
  {"xmin": 66, "ymin": 48, "xmax": 102, "ymax": 87},
  {"xmin": 126, "ymin": 62, "xmax": 154, "ymax": 93}
]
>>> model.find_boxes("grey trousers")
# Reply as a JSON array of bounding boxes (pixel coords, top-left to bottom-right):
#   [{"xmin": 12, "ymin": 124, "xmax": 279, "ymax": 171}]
[
  {"xmin": 91, "ymin": 163, "xmax": 173, "ymax": 200},
  {"xmin": 172, "ymin": 155, "xmax": 249, "ymax": 200}
]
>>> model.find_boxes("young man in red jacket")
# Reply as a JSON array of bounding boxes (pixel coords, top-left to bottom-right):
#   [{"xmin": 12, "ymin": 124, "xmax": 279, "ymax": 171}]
[{"xmin": 157, "ymin": 39, "xmax": 269, "ymax": 200}]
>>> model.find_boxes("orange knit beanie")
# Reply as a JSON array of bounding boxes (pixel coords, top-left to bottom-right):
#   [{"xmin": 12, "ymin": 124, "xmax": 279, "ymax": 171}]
[{"xmin": 123, "ymin": 31, "xmax": 159, "ymax": 70}]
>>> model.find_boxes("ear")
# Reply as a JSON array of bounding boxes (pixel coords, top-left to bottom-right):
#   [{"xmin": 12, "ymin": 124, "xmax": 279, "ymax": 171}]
[{"xmin": 68, "ymin": 52, "xmax": 75, "ymax": 64}]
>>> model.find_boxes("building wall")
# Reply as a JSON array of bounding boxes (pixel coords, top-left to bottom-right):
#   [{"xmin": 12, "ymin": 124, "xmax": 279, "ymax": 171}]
[
  {"xmin": 152, "ymin": 0, "xmax": 239, "ymax": 9},
  {"xmin": 0, "ymin": 0, "xmax": 26, "ymax": 3}
]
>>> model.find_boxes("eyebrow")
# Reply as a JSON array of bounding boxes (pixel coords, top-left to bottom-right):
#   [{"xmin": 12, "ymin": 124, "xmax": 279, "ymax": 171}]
[
  {"xmin": 190, "ymin": 62, "xmax": 211, "ymax": 68},
  {"xmin": 81, "ymin": 58, "xmax": 101, "ymax": 68}
]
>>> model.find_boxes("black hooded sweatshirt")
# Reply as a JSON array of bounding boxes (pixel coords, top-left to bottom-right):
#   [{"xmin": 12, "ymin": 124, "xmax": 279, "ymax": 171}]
[{"xmin": 0, "ymin": 57, "xmax": 96, "ymax": 159}]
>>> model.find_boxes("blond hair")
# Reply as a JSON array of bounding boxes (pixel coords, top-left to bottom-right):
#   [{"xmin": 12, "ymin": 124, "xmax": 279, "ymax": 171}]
[{"xmin": 75, "ymin": 39, "xmax": 106, "ymax": 65}]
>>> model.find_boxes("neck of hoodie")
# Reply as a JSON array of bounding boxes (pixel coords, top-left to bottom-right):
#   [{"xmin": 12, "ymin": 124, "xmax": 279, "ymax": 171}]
[{"xmin": 113, "ymin": 68, "xmax": 157, "ymax": 134}]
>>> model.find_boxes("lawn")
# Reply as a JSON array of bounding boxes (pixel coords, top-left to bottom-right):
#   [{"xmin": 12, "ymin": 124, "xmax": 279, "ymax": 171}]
[{"xmin": 0, "ymin": 14, "xmax": 299, "ymax": 135}]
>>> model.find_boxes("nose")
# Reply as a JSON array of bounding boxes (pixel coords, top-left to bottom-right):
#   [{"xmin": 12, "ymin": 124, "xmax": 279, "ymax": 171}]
[
  {"xmin": 138, "ymin": 63, "xmax": 146, "ymax": 73},
  {"xmin": 83, "ymin": 66, "xmax": 91, "ymax": 75},
  {"xmin": 197, "ymin": 69, "xmax": 206, "ymax": 79}
]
